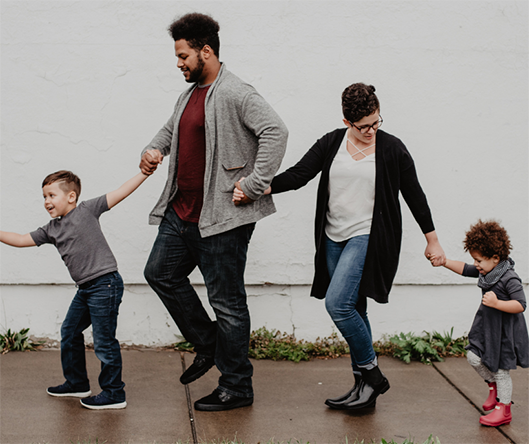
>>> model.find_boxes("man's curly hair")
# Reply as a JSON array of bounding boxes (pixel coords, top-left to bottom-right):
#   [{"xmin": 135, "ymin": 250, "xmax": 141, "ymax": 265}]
[
  {"xmin": 464, "ymin": 220, "xmax": 512, "ymax": 260},
  {"xmin": 168, "ymin": 13, "xmax": 220, "ymax": 57},
  {"xmin": 342, "ymin": 83, "xmax": 380, "ymax": 123}
]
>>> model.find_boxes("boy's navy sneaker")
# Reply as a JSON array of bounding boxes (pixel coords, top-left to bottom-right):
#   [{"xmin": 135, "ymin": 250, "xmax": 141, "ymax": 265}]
[
  {"xmin": 46, "ymin": 382, "xmax": 91, "ymax": 398},
  {"xmin": 80, "ymin": 393, "xmax": 127, "ymax": 410}
]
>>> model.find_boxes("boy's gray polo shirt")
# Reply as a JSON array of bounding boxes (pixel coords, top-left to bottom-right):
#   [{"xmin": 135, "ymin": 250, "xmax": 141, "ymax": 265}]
[{"xmin": 30, "ymin": 195, "xmax": 118, "ymax": 285}]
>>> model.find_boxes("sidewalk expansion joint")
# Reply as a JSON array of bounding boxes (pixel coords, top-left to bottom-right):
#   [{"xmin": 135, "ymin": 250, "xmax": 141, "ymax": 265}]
[
  {"xmin": 180, "ymin": 352, "xmax": 198, "ymax": 444},
  {"xmin": 432, "ymin": 363, "xmax": 515, "ymax": 444}
]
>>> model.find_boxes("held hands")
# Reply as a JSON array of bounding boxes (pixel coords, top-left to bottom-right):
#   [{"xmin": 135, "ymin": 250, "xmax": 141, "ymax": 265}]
[
  {"xmin": 482, "ymin": 291, "xmax": 498, "ymax": 308},
  {"xmin": 232, "ymin": 177, "xmax": 273, "ymax": 206},
  {"xmin": 140, "ymin": 149, "xmax": 163, "ymax": 175},
  {"xmin": 427, "ymin": 254, "xmax": 446, "ymax": 267},
  {"xmin": 232, "ymin": 178, "xmax": 254, "ymax": 206},
  {"xmin": 424, "ymin": 233, "xmax": 446, "ymax": 267}
]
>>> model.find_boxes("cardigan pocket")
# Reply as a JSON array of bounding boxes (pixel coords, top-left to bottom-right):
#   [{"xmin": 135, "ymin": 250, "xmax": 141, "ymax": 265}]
[{"xmin": 220, "ymin": 161, "xmax": 248, "ymax": 192}]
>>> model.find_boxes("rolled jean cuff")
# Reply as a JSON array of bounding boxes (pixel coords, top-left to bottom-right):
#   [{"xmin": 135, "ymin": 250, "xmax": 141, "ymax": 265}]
[{"xmin": 358, "ymin": 355, "xmax": 378, "ymax": 370}]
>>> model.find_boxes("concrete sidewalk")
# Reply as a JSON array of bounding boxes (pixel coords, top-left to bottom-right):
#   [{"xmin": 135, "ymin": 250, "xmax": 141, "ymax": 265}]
[{"xmin": 1, "ymin": 350, "xmax": 527, "ymax": 444}]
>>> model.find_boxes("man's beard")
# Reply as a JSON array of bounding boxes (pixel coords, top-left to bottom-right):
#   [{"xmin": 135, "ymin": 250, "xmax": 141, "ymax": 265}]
[{"xmin": 186, "ymin": 55, "xmax": 205, "ymax": 83}]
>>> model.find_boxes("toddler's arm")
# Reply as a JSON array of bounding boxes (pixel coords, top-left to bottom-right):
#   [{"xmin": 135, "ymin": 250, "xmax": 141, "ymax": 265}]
[
  {"xmin": 482, "ymin": 291, "xmax": 524, "ymax": 314},
  {"xmin": 429, "ymin": 255, "xmax": 465, "ymax": 275},
  {"xmin": 106, "ymin": 172, "xmax": 149, "ymax": 209},
  {"xmin": 0, "ymin": 231, "xmax": 36, "ymax": 248}
]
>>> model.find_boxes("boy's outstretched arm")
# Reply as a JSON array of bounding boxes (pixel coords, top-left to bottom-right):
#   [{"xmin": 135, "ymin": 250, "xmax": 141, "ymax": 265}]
[
  {"xmin": 0, "ymin": 231, "xmax": 36, "ymax": 248},
  {"xmin": 106, "ymin": 172, "xmax": 149, "ymax": 209}
]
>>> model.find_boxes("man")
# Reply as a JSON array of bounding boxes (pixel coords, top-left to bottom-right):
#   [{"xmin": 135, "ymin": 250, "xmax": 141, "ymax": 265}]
[{"xmin": 140, "ymin": 13, "xmax": 288, "ymax": 411}]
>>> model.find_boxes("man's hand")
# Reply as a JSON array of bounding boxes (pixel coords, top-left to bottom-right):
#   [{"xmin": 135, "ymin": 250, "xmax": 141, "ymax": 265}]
[
  {"xmin": 140, "ymin": 149, "xmax": 163, "ymax": 175},
  {"xmin": 233, "ymin": 178, "xmax": 254, "ymax": 206}
]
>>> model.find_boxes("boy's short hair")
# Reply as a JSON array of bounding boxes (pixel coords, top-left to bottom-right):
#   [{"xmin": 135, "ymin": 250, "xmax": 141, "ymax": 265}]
[
  {"xmin": 342, "ymin": 83, "xmax": 380, "ymax": 123},
  {"xmin": 42, "ymin": 170, "xmax": 81, "ymax": 202},
  {"xmin": 464, "ymin": 219, "xmax": 511, "ymax": 260},
  {"xmin": 168, "ymin": 12, "xmax": 220, "ymax": 57}
]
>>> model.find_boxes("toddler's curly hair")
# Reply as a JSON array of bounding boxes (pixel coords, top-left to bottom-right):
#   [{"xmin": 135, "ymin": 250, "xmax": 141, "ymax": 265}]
[{"xmin": 464, "ymin": 219, "xmax": 511, "ymax": 260}]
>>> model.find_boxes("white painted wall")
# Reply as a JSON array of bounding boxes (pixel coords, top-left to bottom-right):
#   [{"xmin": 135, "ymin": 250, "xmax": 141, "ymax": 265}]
[{"xmin": 1, "ymin": 1, "xmax": 527, "ymax": 344}]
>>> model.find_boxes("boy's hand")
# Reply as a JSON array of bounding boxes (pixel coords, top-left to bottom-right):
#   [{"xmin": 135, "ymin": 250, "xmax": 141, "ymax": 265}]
[
  {"xmin": 482, "ymin": 291, "xmax": 498, "ymax": 308},
  {"xmin": 140, "ymin": 150, "xmax": 163, "ymax": 175}
]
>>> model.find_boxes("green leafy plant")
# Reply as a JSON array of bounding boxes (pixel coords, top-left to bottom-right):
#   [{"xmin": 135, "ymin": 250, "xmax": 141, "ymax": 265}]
[
  {"xmin": 374, "ymin": 328, "xmax": 468, "ymax": 365},
  {"xmin": 0, "ymin": 328, "xmax": 45, "ymax": 354},
  {"xmin": 176, "ymin": 326, "xmax": 467, "ymax": 365},
  {"xmin": 174, "ymin": 341, "xmax": 195, "ymax": 352},
  {"xmin": 175, "ymin": 328, "xmax": 350, "ymax": 363},
  {"xmin": 248, "ymin": 328, "xmax": 350, "ymax": 363}
]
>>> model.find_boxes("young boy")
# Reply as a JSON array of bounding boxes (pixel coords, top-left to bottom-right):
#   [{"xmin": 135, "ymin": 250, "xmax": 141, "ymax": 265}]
[{"xmin": 0, "ymin": 169, "xmax": 148, "ymax": 410}]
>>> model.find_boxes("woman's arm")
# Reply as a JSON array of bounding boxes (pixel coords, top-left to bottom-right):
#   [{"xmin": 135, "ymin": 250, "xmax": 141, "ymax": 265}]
[
  {"xmin": 0, "ymin": 231, "xmax": 36, "ymax": 248},
  {"xmin": 233, "ymin": 130, "xmax": 340, "ymax": 204}
]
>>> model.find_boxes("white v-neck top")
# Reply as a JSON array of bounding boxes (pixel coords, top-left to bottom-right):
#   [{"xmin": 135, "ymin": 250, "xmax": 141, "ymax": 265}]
[{"xmin": 325, "ymin": 134, "xmax": 376, "ymax": 242}]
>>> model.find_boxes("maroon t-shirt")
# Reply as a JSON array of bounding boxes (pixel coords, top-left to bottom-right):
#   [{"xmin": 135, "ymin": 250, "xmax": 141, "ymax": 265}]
[{"xmin": 172, "ymin": 85, "xmax": 210, "ymax": 223}]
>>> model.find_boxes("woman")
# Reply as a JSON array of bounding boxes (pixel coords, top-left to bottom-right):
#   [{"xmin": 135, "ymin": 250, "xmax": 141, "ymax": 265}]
[{"xmin": 234, "ymin": 83, "xmax": 445, "ymax": 410}]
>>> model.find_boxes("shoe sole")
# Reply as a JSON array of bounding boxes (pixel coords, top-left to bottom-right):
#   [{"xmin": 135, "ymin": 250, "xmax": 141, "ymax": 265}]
[
  {"xmin": 479, "ymin": 419, "xmax": 511, "ymax": 427},
  {"xmin": 194, "ymin": 399, "xmax": 253, "ymax": 412},
  {"xmin": 80, "ymin": 400, "xmax": 127, "ymax": 410},
  {"xmin": 47, "ymin": 389, "xmax": 92, "ymax": 398}
]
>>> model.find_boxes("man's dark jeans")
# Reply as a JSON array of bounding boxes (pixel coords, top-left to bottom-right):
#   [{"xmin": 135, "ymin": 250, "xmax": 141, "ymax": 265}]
[
  {"xmin": 61, "ymin": 271, "xmax": 126, "ymax": 402},
  {"xmin": 144, "ymin": 207, "xmax": 255, "ymax": 398}
]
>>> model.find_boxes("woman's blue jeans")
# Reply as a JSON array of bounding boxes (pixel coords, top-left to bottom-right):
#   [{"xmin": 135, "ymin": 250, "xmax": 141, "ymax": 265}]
[
  {"xmin": 325, "ymin": 234, "xmax": 375, "ymax": 369},
  {"xmin": 60, "ymin": 271, "xmax": 125, "ymax": 402},
  {"xmin": 144, "ymin": 207, "xmax": 255, "ymax": 398}
]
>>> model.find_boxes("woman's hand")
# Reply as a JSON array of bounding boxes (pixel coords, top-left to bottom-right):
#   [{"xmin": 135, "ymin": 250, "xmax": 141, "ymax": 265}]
[
  {"xmin": 232, "ymin": 178, "xmax": 271, "ymax": 206},
  {"xmin": 424, "ymin": 231, "xmax": 446, "ymax": 267}
]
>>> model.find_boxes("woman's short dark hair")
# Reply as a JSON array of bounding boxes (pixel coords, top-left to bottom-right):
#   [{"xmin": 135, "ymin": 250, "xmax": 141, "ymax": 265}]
[
  {"xmin": 168, "ymin": 13, "xmax": 220, "ymax": 57},
  {"xmin": 464, "ymin": 219, "xmax": 512, "ymax": 260},
  {"xmin": 42, "ymin": 170, "xmax": 81, "ymax": 202},
  {"xmin": 342, "ymin": 83, "xmax": 380, "ymax": 123}
]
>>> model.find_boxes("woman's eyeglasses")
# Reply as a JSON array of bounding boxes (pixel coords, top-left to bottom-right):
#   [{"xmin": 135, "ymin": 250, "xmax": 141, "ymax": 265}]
[{"xmin": 350, "ymin": 116, "xmax": 383, "ymax": 134}]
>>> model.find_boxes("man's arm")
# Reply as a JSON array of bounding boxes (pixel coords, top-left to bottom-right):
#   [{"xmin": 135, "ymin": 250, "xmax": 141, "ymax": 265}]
[
  {"xmin": 237, "ymin": 92, "xmax": 288, "ymax": 201},
  {"xmin": 0, "ymin": 231, "xmax": 36, "ymax": 248},
  {"xmin": 106, "ymin": 172, "xmax": 149, "ymax": 209}
]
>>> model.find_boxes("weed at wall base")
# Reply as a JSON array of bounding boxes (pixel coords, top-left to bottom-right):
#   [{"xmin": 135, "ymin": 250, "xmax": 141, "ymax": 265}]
[{"xmin": 174, "ymin": 326, "xmax": 467, "ymax": 365}]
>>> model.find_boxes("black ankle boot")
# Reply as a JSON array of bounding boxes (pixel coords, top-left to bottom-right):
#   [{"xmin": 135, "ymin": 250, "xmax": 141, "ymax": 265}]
[
  {"xmin": 341, "ymin": 365, "xmax": 390, "ymax": 410},
  {"xmin": 325, "ymin": 371, "xmax": 362, "ymax": 409}
]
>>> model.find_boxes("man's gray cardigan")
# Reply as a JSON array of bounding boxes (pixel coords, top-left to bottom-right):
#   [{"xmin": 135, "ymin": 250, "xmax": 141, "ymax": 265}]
[{"xmin": 143, "ymin": 64, "xmax": 288, "ymax": 237}]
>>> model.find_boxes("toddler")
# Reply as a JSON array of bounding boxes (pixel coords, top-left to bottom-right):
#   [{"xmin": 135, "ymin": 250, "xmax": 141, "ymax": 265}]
[
  {"xmin": 0, "ymin": 170, "xmax": 148, "ymax": 410},
  {"xmin": 430, "ymin": 220, "xmax": 528, "ymax": 426}
]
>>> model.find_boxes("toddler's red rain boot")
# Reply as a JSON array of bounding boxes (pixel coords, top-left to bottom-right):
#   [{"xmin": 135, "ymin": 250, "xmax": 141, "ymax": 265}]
[
  {"xmin": 479, "ymin": 402, "xmax": 512, "ymax": 427},
  {"xmin": 482, "ymin": 382, "xmax": 497, "ymax": 411}
]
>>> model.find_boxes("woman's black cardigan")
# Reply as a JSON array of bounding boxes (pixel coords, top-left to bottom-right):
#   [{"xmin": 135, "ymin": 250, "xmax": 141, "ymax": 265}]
[{"xmin": 271, "ymin": 128, "xmax": 435, "ymax": 304}]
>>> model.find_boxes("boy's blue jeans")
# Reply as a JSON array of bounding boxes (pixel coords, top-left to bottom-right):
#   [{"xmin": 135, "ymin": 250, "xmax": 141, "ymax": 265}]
[
  {"xmin": 144, "ymin": 207, "xmax": 255, "ymax": 398},
  {"xmin": 60, "ymin": 271, "xmax": 125, "ymax": 402},
  {"xmin": 325, "ymin": 234, "xmax": 376, "ymax": 369}
]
